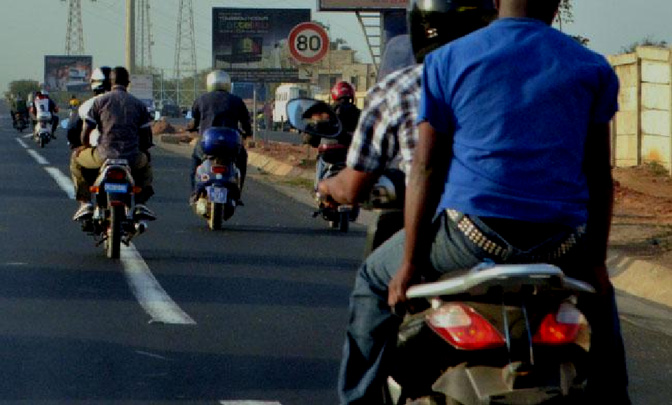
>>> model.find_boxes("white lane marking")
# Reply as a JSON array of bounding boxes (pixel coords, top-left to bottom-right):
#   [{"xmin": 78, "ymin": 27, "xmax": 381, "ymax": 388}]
[
  {"xmin": 27, "ymin": 149, "xmax": 49, "ymax": 165},
  {"xmin": 219, "ymin": 402, "xmax": 282, "ymax": 405},
  {"xmin": 22, "ymin": 133, "xmax": 33, "ymax": 139},
  {"xmin": 16, "ymin": 137, "xmax": 28, "ymax": 148},
  {"xmin": 44, "ymin": 167, "xmax": 76, "ymax": 200},
  {"xmin": 121, "ymin": 243, "xmax": 196, "ymax": 325},
  {"xmin": 16, "ymin": 137, "xmax": 195, "ymax": 325}
]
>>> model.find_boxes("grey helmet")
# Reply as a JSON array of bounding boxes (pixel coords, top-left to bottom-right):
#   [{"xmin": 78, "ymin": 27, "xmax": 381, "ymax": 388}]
[
  {"xmin": 90, "ymin": 66, "xmax": 112, "ymax": 94},
  {"xmin": 206, "ymin": 70, "xmax": 232, "ymax": 92}
]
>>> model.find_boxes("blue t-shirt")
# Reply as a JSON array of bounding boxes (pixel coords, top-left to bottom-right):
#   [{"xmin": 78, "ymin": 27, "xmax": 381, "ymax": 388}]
[{"xmin": 419, "ymin": 18, "xmax": 619, "ymax": 226}]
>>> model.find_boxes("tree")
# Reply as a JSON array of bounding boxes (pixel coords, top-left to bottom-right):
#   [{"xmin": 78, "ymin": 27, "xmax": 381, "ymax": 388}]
[
  {"xmin": 620, "ymin": 36, "xmax": 669, "ymax": 54},
  {"xmin": 4, "ymin": 80, "xmax": 40, "ymax": 105}
]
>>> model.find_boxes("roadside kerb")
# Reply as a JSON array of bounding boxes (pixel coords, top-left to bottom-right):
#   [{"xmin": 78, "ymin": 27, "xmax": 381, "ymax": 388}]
[{"xmin": 156, "ymin": 133, "xmax": 672, "ymax": 309}]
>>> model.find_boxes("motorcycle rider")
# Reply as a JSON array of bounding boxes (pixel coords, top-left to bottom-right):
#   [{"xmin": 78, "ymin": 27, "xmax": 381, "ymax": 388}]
[
  {"xmin": 67, "ymin": 66, "xmax": 112, "ymax": 149},
  {"xmin": 70, "ymin": 66, "xmax": 155, "ymax": 221},
  {"xmin": 319, "ymin": 0, "xmax": 495, "ymax": 250},
  {"xmin": 189, "ymin": 69, "xmax": 252, "ymax": 203},
  {"xmin": 10, "ymin": 93, "xmax": 28, "ymax": 128},
  {"xmin": 69, "ymin": 94, "xmax": 81, "ymax": 112},
  {"xmin": 338, "ymin": 0, "xmax": 631, "ymax": 404},
  {"xmin": 31, "ymin": 90, "xmax": 59, "ymax": 138}
]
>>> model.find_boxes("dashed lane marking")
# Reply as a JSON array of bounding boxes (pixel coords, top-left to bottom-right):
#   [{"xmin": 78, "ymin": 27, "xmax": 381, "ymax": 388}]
[{"xmin": 16, "ymin": 136, "xmax": 196, "ymax": 325}]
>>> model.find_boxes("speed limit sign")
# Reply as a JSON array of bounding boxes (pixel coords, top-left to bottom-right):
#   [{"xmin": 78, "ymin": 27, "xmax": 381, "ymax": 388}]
[{"xmin": 288, "ymin": 22, "xmax": 330, "ymax": 64}]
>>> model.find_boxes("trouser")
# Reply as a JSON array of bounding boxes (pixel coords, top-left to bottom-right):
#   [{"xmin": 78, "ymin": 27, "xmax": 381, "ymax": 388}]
[
  {"xmin": 338, "ymin": 210, "xmax": 630, "ymax": 404},
  {"xmin": 190, "ymin": 142, "xmax": 248, "ymax": 193},
  {"xmin": 70, "ymin": 148, "xmax": 154, "ymax": 204}
]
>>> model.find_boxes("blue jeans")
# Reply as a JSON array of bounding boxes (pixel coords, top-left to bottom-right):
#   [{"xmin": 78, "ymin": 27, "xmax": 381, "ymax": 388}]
[{"xmin": 337, "ymin": 210, "xmax": 630, "ymax": 404}]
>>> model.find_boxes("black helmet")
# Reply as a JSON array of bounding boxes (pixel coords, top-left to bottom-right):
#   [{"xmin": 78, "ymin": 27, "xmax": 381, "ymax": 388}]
[{"xmin": 408, "ymin": 0, "xmax": 497, "ymax": 63}]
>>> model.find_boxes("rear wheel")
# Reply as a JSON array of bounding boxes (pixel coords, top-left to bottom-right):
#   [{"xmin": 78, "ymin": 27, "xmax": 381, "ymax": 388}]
[
  {"xmin": 209, "ymin": 202, "xmax": 223, "ymax": 230},
  {"xmin": 39, "ymin": 136, "xmax": 45, "ymax": 148},
  {"xmin": 106, "ymin": 205, "xmax": 123, "ymax": 259}
]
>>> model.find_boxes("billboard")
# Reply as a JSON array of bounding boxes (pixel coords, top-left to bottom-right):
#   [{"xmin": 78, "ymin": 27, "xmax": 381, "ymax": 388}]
[
  {"xmin": 129, "ymin": 74, "xmax": 154, "ymax": 100},
  {"xmin": 44, "ymin": 55, "xmax": 93, "ymax": 93},
  {"xmin": 318, "ymin": 0, "xmax": 407, "ymax": 10},
  {"xmin": 212, "ymin": 8, "xmax": 311, "ymax": 83}
]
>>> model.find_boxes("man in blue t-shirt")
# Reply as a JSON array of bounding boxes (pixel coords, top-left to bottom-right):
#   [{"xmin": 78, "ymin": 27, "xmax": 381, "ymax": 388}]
[{"xmin": 338, "ymin": 0, "xmax": 631, "ymax": 404}]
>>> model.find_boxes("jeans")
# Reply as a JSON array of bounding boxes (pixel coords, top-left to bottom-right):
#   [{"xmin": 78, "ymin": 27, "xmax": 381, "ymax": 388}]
[{"xmin": 338, "ymin": 210, "xmax": 630, "ymax": 404}]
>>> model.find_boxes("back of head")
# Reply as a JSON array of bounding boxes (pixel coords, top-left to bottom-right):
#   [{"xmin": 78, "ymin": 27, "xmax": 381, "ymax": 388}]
[
  {"xmin": 206, "ymin": 70, "xmax": 232, "ymax": 92},
  {"xmin": 408, "ymin": 0, "xmax": 497, "ymax": 63},
  {"xmin": 331, "ymin": 81, "xmax": 355, "ymax": 103},
  {"xmin": 111, "ymin": 66, "xmax": 130, "ymax": 88},
  {"xmin": 91, "ymin": 66, "xmax": 112, "ymax": 95},
  {"xmin": 524, "ymin": 0, "xmax": 562, "ymax": 24}
]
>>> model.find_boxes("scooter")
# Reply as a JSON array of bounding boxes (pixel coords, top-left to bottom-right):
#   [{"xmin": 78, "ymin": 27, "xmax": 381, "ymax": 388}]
[
  {"xmin": 34, "ymin": 111, "xmax": 52, "ymax": 148},
  {"xmin": 385, "ymin": 263, "xmax": 593, "ymax": 404},
  {"xmin": 192, "ymin": 127, "xmax": 242, "ymax": 231},
  {"xmin": 77, "ymin": 159, "xmax": 152, "ymax": 259},
  {"xmin": 286, "ymin": 97, "xmax": 357, "ymax": 232}
]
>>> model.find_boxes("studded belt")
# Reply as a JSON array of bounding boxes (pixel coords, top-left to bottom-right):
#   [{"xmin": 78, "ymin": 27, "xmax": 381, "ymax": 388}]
[{"xmin": 446, "ymin": 209, "xmax": 586, "ymax": 261}]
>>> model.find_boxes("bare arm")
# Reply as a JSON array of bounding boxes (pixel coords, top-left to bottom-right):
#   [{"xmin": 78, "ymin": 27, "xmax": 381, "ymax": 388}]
[
  {"xmin": 583, "ymin": 122, "xmax": 614, "ymax": 292},
  {"xmin": 318, "ymin": 168, "xmax": 378, "ymax": 205},
  {"xmin": 388, "ymin": 122, "xmax": 450, "ymax": 306}
]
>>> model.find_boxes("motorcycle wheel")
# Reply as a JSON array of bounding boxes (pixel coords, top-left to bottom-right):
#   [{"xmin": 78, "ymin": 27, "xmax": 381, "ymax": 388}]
[
  {"xmin": 39, "ymin": 137, "xmax": 45, "ymax": 148},
  {"xmin": 339, "ymin": 211, "xmax": 349, "ymax": 232},
  {"xmin": 209, "ymin": 202, "xmax": 223, "ymax": 230},
  {"xmin": 106, "ymin": 205, "xmax": 123, "ymax": 259}
]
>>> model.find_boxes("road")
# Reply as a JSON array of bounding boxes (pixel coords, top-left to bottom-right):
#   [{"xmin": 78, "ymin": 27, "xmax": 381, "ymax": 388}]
[
  {"xmin": 1, "ymin": 114, "xmax": 671, "ymax": 404},
  {"xmin": 164, "ymin": 117, "xmax": 304, "ymax": 145}
]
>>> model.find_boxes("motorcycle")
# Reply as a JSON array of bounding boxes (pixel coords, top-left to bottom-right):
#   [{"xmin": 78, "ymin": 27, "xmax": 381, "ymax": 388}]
[
  {"xmin": 34, "ymin": 110, "xmax": 52, "ymax": 148},
  {"xmin": 286, "ymin": 98, "xmax": 357, "ymax": 232},
  {"xmin": 13, "ymin": 112, "xmax": 28, "ymax": 133},
  {"xmin": 192, "ymin": 127, "xmax": 242, "ymax": 231},
  {"xmin": 385, "ymin": 263, "xmax": 594, "ymax": 404},
  {"xmin": 77, "ymin": 159, "xmax": 150, "ymax": 259}
]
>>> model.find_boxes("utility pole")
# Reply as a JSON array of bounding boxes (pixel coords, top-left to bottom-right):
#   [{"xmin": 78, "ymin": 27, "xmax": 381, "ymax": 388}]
[
  {"xmin": 126, "ymin": 0, "xmax": 136, "ymax": 74},
  {"xmin": 174, "ymin": 0, "xmax": 197, "ymax": 107}
]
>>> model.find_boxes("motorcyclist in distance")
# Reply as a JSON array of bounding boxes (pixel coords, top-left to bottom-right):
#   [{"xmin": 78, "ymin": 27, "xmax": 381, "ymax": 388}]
[
  {"xmin": 188, "ymin": 69, "xmax": 252, "ymax": 204},
  {"xmin": 31, "ymin": 90, "xmax": 59, "ymax": 138},
  {"xmin": 10, "ymin": 93, "xmax": 28, "ymax": 128}
]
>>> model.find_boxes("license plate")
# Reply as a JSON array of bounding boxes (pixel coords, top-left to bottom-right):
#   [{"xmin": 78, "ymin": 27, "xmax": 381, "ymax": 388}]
[
  {"xmin": 104, "ymin": 183, "xmax": 128, "ymax": 194},
  {"xmin": 208, "ymin": 186, "xmax": 228, "ymax": 203}
]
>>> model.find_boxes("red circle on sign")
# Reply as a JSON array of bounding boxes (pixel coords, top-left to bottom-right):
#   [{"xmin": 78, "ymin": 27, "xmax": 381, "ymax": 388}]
[{"xmin": 288, "ymin": 22, "xmax": 329, "ymax": 64}]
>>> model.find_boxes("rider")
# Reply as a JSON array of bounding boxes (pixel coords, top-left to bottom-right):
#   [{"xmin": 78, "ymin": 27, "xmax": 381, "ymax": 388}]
[
  {"xmin": 67, "ymin": 66, "xmax": 112, "ymax": 149},
  {"xmin": 319, "ymin": 0, "xmax": 495, "ymax": 249},
  {"xmin": 338, "ymin": 0, "xmax": 631, "ymax": 404},
  {"xmin": 10, "ymin": 93, "xmax": 28, "ymax": 128},
  {"xmin": 31, "ymin": 90, "xmax": 59, "ymax": 138},
  {"xmin": 189, "ymin": 69, "xmax": 252, "ymax": 203},
  {"xmin": 70, "ymin": 66, "xmax": 155, "ymax": 221},
  {"xmin": 69, "ymin": 94, "xmax": 81, "ymax": 111}
]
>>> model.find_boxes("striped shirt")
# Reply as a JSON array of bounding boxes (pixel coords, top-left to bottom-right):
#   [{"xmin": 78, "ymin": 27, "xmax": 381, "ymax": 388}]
[{"xmin": 346, "ymin": 64, "xmax": 422, "ymax": 176}]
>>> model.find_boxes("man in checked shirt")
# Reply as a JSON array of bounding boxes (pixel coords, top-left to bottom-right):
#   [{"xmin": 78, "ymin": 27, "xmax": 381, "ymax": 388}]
[{"xmin": 318, "ymin": 0, "xmax": 495, "ymax": 250}]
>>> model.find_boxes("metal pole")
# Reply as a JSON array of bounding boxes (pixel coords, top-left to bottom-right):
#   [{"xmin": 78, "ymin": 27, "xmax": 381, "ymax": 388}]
[
  {"xmin": 252, "ymin": 86, "xmax": 257, "ymax": 141},
  {"xmin": 126, "ymin": 0, "xmax": 136, "ymax": 73}
]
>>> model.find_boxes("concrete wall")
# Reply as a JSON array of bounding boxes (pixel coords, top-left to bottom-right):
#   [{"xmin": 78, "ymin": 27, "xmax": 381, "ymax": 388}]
[{"xmin": 609, "ymin": 46, "xmax": 672, "ymax": 172}]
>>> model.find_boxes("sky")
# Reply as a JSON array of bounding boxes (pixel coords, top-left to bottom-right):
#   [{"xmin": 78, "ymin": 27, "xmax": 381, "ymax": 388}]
[{"xmin": 0, "ymin": 0, "xmax": 670, "ymax": 92}]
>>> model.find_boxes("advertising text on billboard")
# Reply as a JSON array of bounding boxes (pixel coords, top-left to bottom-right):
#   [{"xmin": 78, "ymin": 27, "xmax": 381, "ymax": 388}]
[{"xmin": 44, "ymin": 55, "xmax": 93, "ymax": 93}]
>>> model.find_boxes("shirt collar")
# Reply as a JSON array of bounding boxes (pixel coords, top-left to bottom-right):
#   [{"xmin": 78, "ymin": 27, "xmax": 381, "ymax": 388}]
[{"xmin": 111, "ymin": 85, "xmax": 127, "ymax": 92}]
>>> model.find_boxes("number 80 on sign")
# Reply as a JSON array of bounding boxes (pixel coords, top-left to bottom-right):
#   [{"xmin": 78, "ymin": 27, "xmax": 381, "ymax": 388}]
[{"xmin": 288, "ymin": 22, "xmax": 330, "ymax": 64}]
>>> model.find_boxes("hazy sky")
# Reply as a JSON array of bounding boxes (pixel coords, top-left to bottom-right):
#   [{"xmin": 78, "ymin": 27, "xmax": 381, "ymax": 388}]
[{"xmin": 0, "ymin": 0, "xmax": 669, "ymax": 92}]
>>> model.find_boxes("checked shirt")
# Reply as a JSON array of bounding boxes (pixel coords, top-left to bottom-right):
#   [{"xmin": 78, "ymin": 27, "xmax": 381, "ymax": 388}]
[{"xmin": 346, "ymin": 64, "xmax": 422, "ymax": 177}]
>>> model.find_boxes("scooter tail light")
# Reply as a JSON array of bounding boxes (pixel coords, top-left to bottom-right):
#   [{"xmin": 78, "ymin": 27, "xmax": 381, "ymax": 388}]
[
  {"xmin": 106, "ymin": 169, "xmax": 126, "ymax": 181},
  {"xmin": 533, "ymin": 302, "xmax": 586, "ymax": 345},
  {"xmin": 426, "ymin": 303, "xmax": 506, "ymax": 350},
  {"xmin": 132, "ymin": 186, "xmax": 142, "ymax": 194},
  {"xmin": 211, "ymin": 165, "xmax": 228, "ymax": 174},
  {"xmin": 89, "ymin": 186, "xmax": 100, "ymax": 193}
]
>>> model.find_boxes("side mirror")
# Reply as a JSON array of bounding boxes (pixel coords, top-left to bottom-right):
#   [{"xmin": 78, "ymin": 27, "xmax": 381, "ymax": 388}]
[
  {"xmin": 286, "ymin": 97, "xmax": 342, "ymax": 139},
  {"xmin": 60, "ymin": 118, "xmax": 70, "ymax": 129}
]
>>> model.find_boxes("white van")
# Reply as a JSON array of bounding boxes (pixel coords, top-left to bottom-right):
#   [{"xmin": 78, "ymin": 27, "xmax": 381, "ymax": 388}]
[{"xmin": 273, "ymin": 84, "xmax": 310, "ymax": 130}]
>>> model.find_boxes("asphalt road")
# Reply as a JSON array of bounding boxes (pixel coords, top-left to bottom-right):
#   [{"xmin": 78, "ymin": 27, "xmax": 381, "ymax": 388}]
[{"xmin": 1, "ymin": 111, "xmax": 672, "ymax": 404}]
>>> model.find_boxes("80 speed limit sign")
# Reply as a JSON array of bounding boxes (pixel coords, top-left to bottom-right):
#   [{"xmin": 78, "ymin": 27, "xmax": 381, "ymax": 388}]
[{"xmin": 288, "ymin": 22, "xmax": 330, "ymax": 64}]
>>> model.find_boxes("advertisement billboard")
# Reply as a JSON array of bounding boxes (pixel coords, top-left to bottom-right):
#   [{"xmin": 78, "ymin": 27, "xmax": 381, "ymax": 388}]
[
  {"xmin": 212, "ymin": 8, "xmax": 311, "ymax": 83},
  {"xmin": 318, "ymin": 0, "xmax": 407, "ymax": 10},
  {"xmin": 44, "ymin": 55, "xmax": 93, "ymax": 93}
]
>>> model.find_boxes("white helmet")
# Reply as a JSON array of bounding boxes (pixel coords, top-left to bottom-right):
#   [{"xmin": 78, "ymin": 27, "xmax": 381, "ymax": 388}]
[
  {"xmin": 206, "ymin": 70, "xmax": 231, "ymax": 92},
  {"xmin": 90, "ymin": 66, "xmax": 112, "ymax": 94}
]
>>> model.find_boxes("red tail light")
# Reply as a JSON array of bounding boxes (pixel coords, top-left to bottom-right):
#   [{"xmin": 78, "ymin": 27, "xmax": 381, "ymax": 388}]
[
  {"xmin": 106, "ymin": 169, "xmax": 126, "ymax": 181},
  {"xmin": 533, "ymin": 302, "xmax": 585, "ymax": 345},
  {"xmin": 427, "ymin": 303, "xmax": 505, "ymax": 350},
  {"xmin": 211, "ymin": 165, "xmax": 228, "ymax": 174}
]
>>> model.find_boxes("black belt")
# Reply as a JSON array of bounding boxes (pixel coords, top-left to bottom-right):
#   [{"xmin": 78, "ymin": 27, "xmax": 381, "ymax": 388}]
[{"xmin": 446, "ymin": 209, "xmax": 585, "ymax": 261}]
